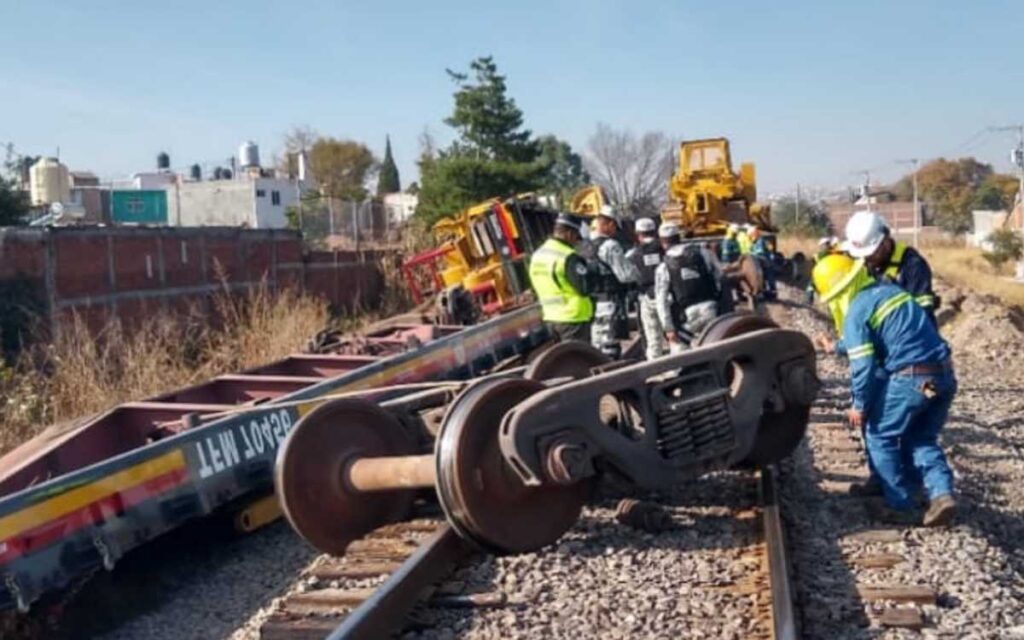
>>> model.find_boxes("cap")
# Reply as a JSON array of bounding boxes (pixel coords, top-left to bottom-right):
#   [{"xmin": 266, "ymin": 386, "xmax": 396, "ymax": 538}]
[
  {"xmin": 554, "ymin": 212, "xmax": 583, "ymax": 228},
  {"xmin": 597, "ymin": 204, "xmax": 618, "ymax": 221},
  {"xmin": 635, "ymin": 217, "xmax": 656, "ymax": 233},
  {"xmin": 658, "ymin": 222, "xmax": 680, "ymax": 239}
]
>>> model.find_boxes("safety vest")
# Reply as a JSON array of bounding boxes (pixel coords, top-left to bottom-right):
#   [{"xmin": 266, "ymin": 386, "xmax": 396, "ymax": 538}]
[
  {"xmin": 529, "ymin": 238, "xmax": 594, "ymax": 323},
  {"xmin": 737, "ymin": 231, "xmax": 752, "ymax": 255},
  {"xmin": 883, "ymin": 242, "xmax": 935, "ymax": 310}
]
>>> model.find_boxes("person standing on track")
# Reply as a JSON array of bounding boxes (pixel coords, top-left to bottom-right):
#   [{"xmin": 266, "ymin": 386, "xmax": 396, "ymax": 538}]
[
  {"xmin": 626, "ymin": 217, "xmax": 667, "ymax": 359},
  {"xmin": 812, "ymin": 253, "xmax": 957, "ymax": 527},
  {"xmin": 589, "ymin": 205, "xmax": 640, "ymax": 358},
  {"xmin": 844, "ymin": 210, "xmax": 939, "ymax": 325},
  {"xmin": 736, "ymin": 223, "xmax": 754, "ymax": 256},
  {"xmin": 654, "ymin": 223, "xmax": 720, "ymax": 354},
  {"xmin": 528, "ymin": 213, "xmax": 594, "ymax": 343}
]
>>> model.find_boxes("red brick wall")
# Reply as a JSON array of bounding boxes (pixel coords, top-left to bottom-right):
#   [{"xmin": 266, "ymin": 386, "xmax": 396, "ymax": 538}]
[{"xmin": 0, "ymin": 227, "xmax": 386, "ymax": 348}]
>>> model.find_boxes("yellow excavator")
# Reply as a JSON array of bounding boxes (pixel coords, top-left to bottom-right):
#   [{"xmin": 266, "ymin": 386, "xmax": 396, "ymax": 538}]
[{"xmin": 661, "ymin": 137, "xmax": 773, "ymax": 236}]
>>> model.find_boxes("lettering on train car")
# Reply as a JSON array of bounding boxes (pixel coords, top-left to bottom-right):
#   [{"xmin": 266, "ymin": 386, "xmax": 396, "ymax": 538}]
[{"xmin": 192, "ymin": 409, "xmax": 295, "ymax": 479}]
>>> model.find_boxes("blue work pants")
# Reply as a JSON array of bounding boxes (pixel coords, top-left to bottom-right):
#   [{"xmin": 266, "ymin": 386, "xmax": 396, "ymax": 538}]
[{"xmin": 864, "ymin": 371, "xmax": 956, "ymax": 510}]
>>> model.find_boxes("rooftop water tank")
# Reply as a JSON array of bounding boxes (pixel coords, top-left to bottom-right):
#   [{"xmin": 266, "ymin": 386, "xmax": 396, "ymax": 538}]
[
  {"xmin": 239, "ymin": 141, "xmax": 260, "ymax": 168},
  {"xmin": 29, "ymin": 157, "xmax": 70, "ymax": 206},
  {"xmin": 157, "ymin": 151, "xmax": 170, "ymax": 170}
]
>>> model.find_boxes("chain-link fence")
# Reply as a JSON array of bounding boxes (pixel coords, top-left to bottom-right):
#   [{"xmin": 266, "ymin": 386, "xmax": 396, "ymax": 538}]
[{"xmin": 292, "ymin": 198, "xmax": 407, "ymax": 250}]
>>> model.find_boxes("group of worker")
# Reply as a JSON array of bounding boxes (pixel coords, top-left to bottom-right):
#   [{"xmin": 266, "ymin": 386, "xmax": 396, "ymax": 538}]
[
  {"xmin": 721, "ymin": 222, "xmax": 778, "ymax": 298},
  {"xmin": 530, "ymin": 205, "xmax": 958, "ymax": 528},
  {"xmin": 527, "ymin": 205, "xmax": 723, "ymax": 361},
  {"xmin": 810, "ymin": 210, "xmax": 955, "ymax": 527}
]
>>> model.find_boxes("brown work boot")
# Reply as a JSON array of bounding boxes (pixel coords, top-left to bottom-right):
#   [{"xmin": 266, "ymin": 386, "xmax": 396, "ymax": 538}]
[
  {"xmin": 923, "ymin": 495, "xmax": 956, "ymax": 527},
  {"xmin": 864, "ymin": 498, "xmax": 919, "ymax": 526}
]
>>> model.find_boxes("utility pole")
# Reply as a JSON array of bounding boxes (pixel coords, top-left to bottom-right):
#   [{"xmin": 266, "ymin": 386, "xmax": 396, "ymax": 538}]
[
  {"xmin": 989, "ymin": 125, "xmax": 1024, "ymax": 226},
  {"xmin": 896, "ymin": 158, "xmax": 920, "ymax": 248}
]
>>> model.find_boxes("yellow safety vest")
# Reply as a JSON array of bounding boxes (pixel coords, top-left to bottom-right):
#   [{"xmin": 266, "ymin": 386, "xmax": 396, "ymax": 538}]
[
  {"xmin": 883, "ymin": 242, "xmax": 935, "ymax": 309},
  {"xmin": 529, "ymin": 238, "xmax": 594, "ymax": 323},
  {"xmin": 737, "ymin": 231, "xmax": 752, "ymax": 255}
]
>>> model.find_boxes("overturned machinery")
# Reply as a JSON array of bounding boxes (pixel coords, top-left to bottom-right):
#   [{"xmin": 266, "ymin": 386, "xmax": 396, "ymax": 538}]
[{"xmin": 276, "ymin": 313, "xmax": 818, "ymax": 555}]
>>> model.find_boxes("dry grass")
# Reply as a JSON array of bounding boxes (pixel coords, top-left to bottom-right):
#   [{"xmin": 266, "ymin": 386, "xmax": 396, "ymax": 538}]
[
  {"xmin": 0, "ymin": 284, "xmax": 329, "ymax": 455},
  {"xmin": 777, "ymin": 235, "xmax": 821, "ymax": 259},
  {"xmin": 921, "ymin": 246, "xmax": 1024, "ymax": 307}
]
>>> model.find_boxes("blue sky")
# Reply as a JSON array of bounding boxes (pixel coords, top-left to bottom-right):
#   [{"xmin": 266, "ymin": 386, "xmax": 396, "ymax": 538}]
[{"xmin": 1, "ymin": 0, "xmax": 1021, "ymax": 194}]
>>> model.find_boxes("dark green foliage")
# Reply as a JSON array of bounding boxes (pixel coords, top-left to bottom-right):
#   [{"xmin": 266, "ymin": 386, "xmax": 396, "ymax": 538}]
[
  {"xmin": 772, "ymin": 197, "xmax": 831, "ymax": 237},
  {"xmin": 416, "ymin": 56, "xmax": 545, "ymax": 226},
  {"xmin": 0, "ymin": 177, "xmax": 29, "ymax": 226},
  {"xmin": 535, "ymin": 135, "xmax": 590, "ymax": 207},
  {"xmin": 377, "ymin": 136, "xmax": 401, "ymax": 195},
  {"xmin": 983, "ymin": 228, "xmax": 1024, "ymax": 269},
  {"xmin": 0, "ymin": 275, "xmax": 46, "ymax": 359}
]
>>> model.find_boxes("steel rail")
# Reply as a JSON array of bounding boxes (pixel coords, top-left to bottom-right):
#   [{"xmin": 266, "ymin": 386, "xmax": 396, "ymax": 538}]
[
  {"xmin": 760, "ymin": 464, "xmax": 798, "ymax": 640},
  {"xmin": 326, "ymin": 525, "xmax": 470, "ymax": 640}
]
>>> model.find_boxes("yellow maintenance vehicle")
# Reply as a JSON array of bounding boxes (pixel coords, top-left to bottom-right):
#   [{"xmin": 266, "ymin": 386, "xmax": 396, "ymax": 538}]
[
  {"xmin": 401, "ymin": 195, "xmax": 559, "ymax": 322},
  {"xmin": 661, "ymin": 137, "xmax": 773, "ymax": 236}
]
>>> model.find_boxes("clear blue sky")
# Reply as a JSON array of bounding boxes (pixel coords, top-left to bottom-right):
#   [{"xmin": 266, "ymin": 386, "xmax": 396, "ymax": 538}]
[{"xmin": 2, "ymin": 0, "xmax": 1021, "ymax": 194}]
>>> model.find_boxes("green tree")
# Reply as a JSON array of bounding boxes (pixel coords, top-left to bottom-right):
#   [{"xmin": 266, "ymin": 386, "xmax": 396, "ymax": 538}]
[
  {"xmin": 308, "ymin": 138, "xmax": 376, "ymax": 201},
  {"xmin": 972, "ymin": 181, "xmax": 1006, "ymax": 211},
  {"xmin": 983, "ymin": 228, "xmax": 1024, "ymax": 269},
  {"xmin": 535, "ymin": 135, "xmax": 590, "ymax": 206},
  {"xmin": 772, "ymin": 197, "xmax": 831, "ymax": 237},
  {"xmin": 377, "ymin": 135, "xmax": 401, "ymax": 195},
  {"xmin": 416, "ymin": 56, "xmax": 545, "ymax": 225},
  {"xmin": 0, "ymin": 177, "xmax": 29, "ymax": 226},
  {"xmin": 892, "ymin": 157, "xmax": 992, "ymax": 234}
]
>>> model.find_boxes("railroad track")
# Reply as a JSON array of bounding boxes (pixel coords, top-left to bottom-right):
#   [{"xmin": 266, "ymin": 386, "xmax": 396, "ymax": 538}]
[{"xmin": 253, "ymin": 464, "xmax": 799, "ymax": 640}]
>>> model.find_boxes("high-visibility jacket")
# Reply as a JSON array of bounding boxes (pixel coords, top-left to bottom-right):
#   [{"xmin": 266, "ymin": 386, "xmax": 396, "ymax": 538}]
[
  {"xmin": 529, "ymin": 238, "xmax": 594, "ymax": 323},
  {"xmin": 841, "ymin": 282, "xmax": 951, "ymax": 412},
  {"xmin": 737, "ymin": 231, "xmax": 752, "ymax": 255},
  {"xmin": 880, "ymin": 241, "xmax": 937, "ymax": 314}
]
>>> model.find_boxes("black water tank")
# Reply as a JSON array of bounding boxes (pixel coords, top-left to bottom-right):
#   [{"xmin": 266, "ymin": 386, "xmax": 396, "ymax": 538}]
[
  {"xmin": 157, "ymin": 151, "xmax": 170, "ymax": 170},
  {"xmin": 190, "ymin": 164, "xmax": 201, "ymax": 181}
]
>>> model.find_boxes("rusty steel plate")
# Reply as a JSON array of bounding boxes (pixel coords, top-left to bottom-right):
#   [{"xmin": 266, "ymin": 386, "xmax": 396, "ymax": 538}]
[
  {"xmin": 525, "ymin": 340, "xmax": 610, "ymax": 382},
  {"xmin": 275, "ymin": 398, "xmax": 417, "ymax": 555},
  {"xmin": 435, "ymin": 378, "xmax": 589, "ymax": 553},
  {"xmin": 695, "ymin": 312, "xmax": 809, "ymax": 465}
]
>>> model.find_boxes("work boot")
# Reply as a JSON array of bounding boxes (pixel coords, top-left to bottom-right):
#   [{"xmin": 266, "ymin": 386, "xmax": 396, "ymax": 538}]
[
  {"xmin": 848, "ymin": 479, "xmax": 883, "ymax": 497},
  {"xmin": 864, "ymin": 498, "xmax": 919, "ymax": 526},
  {"xmin": 923, "ymin": 495, "xmax": 957, "ymax": 527}
]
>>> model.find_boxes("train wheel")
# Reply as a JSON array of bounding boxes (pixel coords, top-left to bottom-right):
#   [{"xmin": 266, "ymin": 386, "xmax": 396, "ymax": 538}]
[
  {"xmin": 525, "ymin": 340, "xmax": 610, "ymax": 382},
  {"xmin": 692, "ymin": 313, "xmax": 809, "ymax": 465},
  {"xmin": 275, "ymin": 398, "xmax": 417, "ymax": 555},
  {"xmin": 435, "ymin": 378, "xmax": 589, "ymax": 553}
]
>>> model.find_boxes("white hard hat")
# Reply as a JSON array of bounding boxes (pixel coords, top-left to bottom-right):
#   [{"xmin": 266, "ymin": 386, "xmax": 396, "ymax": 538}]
[
  {"xmin": 658, "ymin": 222, "xmax": 680, "ymax": 239},
  {"xmin": 744, "ymin": 223, "xmax": 756, "ymax": 232},
  {"xmin": 635, "ymin": 217, "xmax": 656, "ymax": 233},
  {"xmin": 843, "ymin": 210, "xmax": 887, "ymax": 258},
  {"xmin": 597, "ymin": 204, "xmax": 617, "ymax": 221},
  {"xmin": 817, "ymin": 236, "xmax": 832, "ymax": 247},
  {"xmin": 727, "ymin": 223, "xmax": 739, "ymax": 232}
]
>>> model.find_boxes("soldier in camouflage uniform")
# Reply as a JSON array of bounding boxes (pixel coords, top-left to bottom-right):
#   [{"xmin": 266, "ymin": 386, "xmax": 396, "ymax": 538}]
[
  {"xmin": 625, "ymin": 217, "xmax": 666, "ymax": 359},
  {"xmin": 589, "ymin": 205, "xmax": 640, "ymax": 358},
  {"xmin": 654, "ymin": 223, "xmax": 721, "ymax": 354}
]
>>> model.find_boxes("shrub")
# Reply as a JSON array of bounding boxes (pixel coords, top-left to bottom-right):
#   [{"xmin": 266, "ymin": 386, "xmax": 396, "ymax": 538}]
[{"xmin": 982, "ymin": 229, "xmax": 1024, "ymax": 270}]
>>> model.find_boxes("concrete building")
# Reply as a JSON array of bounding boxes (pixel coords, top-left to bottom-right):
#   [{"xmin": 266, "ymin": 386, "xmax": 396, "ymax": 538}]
[
  {"xmin": 165, "ymin": 177, "xmax": 303, "ymax": 228},
  {"xmin": 68, "ymin": 171, "xmax": 107, "ymax": 221},
  {"xmin": 825, "ymin": 201, "xmax": 923, "ymax": 234},
  {"xmin": 132, "ymin": 171, "xmax": 176, "ymax": 190},
  {"xmin": 383, "ymin": 192, "xmax": 418, "ymax": 223}
]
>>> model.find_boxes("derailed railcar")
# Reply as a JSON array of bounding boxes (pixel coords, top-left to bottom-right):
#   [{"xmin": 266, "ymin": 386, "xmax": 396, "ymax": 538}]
[{"xmin": 0, "ymin": 307, "xmax": 548, "ymax": 612}]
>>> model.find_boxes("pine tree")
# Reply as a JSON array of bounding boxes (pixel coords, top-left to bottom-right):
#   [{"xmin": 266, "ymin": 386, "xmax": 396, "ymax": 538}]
[{"xmin": 377, "ymin": 135, "xmax": 401, "ymax": 195}]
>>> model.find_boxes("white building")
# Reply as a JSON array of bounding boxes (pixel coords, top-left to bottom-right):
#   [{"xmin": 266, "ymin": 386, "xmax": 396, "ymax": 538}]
[
  {"xmin": 383, "ymin": 192, "xmax": 418, "ymax": 223},
  {"xmin": 165, "ymin": 177, "xmax": 305, "ymax": 228},
  {"xmin": 132, "ymin": 171, "xmax": 176, "ymax": 190}
]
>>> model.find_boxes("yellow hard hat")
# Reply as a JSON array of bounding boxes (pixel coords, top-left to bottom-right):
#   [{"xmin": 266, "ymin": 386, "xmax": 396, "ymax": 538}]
[{"xmin": 812, "ymin": 254, "xmax": 862, "ymax": 302}]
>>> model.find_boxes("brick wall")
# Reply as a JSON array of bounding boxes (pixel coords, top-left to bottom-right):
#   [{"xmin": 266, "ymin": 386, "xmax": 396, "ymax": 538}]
[{"xmin": 0, "ymin": 227, "xmax": 386, "ymax": 354}]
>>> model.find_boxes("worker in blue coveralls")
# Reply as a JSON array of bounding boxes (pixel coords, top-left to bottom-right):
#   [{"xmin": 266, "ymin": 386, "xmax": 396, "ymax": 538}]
[
  {"xmin": 844, "ymin": 210, "xmax": 939, "ymax": 325},
  {"xmin": 812, "ymin": 253, "xmax": 957, "ymax": 527}
]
